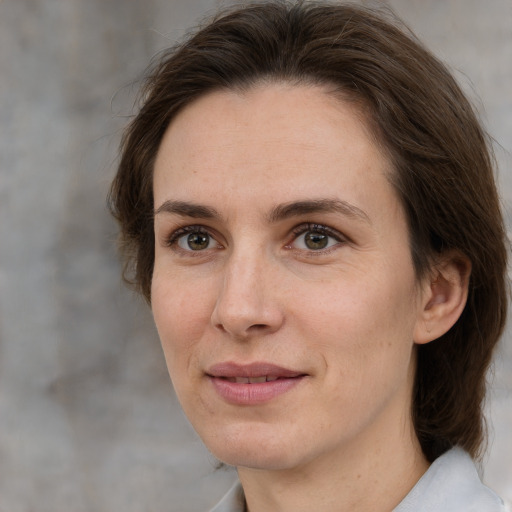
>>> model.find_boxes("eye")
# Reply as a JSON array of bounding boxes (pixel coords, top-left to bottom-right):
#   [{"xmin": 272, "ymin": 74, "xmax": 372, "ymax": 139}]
[
  {"xmin": 179, "ymin": 232, "xmax": 215, "ymax": 251},
  {"xmin": 167, "ymin": 226, "xmax": 220, "ymax": 252},
  {"xmin": 288, "ymin": 224, "xmax": 343, "ymax": 251}
]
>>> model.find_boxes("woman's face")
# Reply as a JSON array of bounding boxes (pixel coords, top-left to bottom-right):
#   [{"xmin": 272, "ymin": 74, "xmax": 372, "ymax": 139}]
[{"xmin": 151, "ymin": 84, "xmax": 428, "ymax": 470}]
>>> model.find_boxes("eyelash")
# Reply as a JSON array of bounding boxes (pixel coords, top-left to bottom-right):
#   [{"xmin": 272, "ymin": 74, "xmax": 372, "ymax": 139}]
[
  {"xmin": 287, "ymin": 223, "xmax": 346, "ymax": 253},
  {"xmin": 164, "ymin": 222, "xmax": 346, "ymax": 254},
  {"xmin": 166, "ymin": 225, "xmax": 207, "ymax": 244}
]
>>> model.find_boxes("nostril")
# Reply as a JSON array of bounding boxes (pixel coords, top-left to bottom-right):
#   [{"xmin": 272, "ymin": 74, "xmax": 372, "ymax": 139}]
[
  {"xmin": 244, "ymin": 323, "xmax": 273, "ymax": 335},
  {"xmin": 214, "ymin": 322, "xmax": 271, "ymax": 336},
  {"xmin": 214, "ymin": 323, "xmax": 227, "ymax": 333}
]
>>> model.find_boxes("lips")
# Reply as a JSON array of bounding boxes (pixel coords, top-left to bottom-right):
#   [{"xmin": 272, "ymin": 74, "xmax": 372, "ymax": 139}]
[
  {"xmin": 207, "ymin": 361, "xmax": 304, "ymax": 379},
  {"xmin": 206, "ymin": 362, "xmax": 306, "ymax": 405}
]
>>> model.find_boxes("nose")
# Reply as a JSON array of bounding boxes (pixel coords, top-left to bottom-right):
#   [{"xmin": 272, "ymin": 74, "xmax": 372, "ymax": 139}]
[{"xmin": 210, "ymin": 249, "xmax": 284, "ymax": 340}]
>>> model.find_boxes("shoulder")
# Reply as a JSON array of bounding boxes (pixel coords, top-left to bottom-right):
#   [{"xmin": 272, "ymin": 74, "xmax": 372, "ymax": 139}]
[{"xmin": 394, "ymin": 447, "xmax": 507, "ymax": 512}]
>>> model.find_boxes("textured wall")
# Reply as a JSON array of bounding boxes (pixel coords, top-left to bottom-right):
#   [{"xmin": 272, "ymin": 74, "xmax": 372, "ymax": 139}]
[{"xmin": 0, "ymin": 1, "xmax": 510, "ymax": 511}]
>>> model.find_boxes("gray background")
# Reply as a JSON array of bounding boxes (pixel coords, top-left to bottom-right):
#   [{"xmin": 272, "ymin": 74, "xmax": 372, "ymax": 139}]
[{"xmin": 0, "ymin": 0, "xmax": 510, "ymax": 511}]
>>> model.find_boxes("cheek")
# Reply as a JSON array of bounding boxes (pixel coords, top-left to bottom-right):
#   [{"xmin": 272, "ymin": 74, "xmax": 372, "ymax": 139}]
[
  {"xmin": 151, "ymin": 270, "xmax": 216, "ymax": 379},
  {"xmin": 297, "ymin": 268, "xmax": 418, "ymax": 381}
]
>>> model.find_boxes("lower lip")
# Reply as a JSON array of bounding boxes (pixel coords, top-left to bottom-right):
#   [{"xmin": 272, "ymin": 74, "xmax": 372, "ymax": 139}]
[{"xmin": 209, "ymin": 376, "xmax": 305, "ymax": 405}]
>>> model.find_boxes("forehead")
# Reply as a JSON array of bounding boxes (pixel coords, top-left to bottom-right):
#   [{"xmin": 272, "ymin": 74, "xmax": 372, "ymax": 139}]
[{"xmin": 153, "ymin": 84, "xmax": 395, "ymax": 217}]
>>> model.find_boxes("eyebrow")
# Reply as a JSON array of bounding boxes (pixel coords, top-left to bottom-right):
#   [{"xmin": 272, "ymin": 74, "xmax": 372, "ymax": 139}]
[
  {"xmin": 154, "ymin": 200, "xmax": 220, "ymax": 219},
  {"xmin": 267, "ymin": 198, "xmax": 371, "ymax": 224},
  {"xmin": 154, "ymin": 198, "xmax": 370, "ymax": 224}
]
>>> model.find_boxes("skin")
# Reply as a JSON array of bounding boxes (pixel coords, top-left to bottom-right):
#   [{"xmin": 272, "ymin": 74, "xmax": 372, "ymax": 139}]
[{"xmin": 151, "ymin": 84, "xmax": 469, "ymax": 511}]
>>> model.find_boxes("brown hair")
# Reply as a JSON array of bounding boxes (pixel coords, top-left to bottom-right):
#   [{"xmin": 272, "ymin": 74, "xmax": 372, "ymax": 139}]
[{"xmin": 108, "ymin": 1, "xmax": 508, "ymax": 462}]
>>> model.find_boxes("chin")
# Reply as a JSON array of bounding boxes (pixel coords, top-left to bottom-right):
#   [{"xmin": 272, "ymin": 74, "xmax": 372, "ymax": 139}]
[
  {"xmin": 203, "ymin": 424, "xmax": 304, "ymax": 471},
  {"xmin": 214, "ymin": 446, "xmax": 298, "ymax": 471}
]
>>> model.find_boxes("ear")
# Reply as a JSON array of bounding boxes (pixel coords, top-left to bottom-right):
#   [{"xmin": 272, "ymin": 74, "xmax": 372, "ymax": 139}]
[{"xmin": 414, "ymin": 252, "xmax": 471, "ymax": 345}]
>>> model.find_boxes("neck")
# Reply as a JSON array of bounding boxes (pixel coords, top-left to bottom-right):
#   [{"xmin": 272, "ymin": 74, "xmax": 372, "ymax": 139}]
[{"xmin": 238, "ymin": 408, "xmax": 429, "ymax": 512}]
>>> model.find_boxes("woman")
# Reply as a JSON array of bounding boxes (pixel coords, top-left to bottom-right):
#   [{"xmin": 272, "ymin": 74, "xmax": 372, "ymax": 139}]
[{"xmin": 109, "ymin": 2, "xmax": 508, "ymax": 510}]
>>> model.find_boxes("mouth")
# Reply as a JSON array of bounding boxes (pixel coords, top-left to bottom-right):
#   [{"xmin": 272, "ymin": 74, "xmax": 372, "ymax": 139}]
[
  {"xmin": 222, "ymin": 375, "xmax": 281, "ymax": 383},
  {"xmin": 206, "ymin": 362, "xmax": 307, "ymax": 405}
]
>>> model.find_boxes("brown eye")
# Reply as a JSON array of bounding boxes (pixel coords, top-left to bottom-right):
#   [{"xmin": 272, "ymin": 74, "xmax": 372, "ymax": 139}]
[
  {"xmin": 175, "ymin": 230, "xmax": 216, "ymax": 251},
  {"xmin": 187, "ymin": 233, "xmax": 210, "ymax": 250},
  {"xmin": 304, "ymin": 231, "xmax": 329, "ymax": 250},
  {"xmin": 289, "ymin": 224, "xmax": 343, "ymax": 252}
]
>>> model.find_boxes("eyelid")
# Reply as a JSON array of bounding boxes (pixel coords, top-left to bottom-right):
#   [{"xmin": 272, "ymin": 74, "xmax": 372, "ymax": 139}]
[
  {"xmin": 165, "ymin": 224, "xmax": 223, "ymax": 251},
  {"xmin": 286, "ymin": 222, "xmax": 348, "ymax": 251},
  {"xmin": 162, "ymin": 221, "xmax": 348, "ymax": 254}
]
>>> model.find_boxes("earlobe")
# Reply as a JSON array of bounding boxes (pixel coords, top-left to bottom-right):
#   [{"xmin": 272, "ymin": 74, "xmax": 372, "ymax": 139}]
[{"xmin": 414, "ymin": 253, "xmax": 471, "ymax": 345}]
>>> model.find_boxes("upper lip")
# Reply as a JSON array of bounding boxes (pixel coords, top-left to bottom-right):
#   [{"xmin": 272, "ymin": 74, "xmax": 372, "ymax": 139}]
[{"xmin": 207, "ymin": 362, "xmax": 305, "ymax": 379}]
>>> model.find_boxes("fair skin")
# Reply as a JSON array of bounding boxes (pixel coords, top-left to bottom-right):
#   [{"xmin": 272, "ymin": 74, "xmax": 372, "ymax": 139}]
[{"xmin": 151, "ymin": 84, "xmax": 469, "ymax": 511}]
